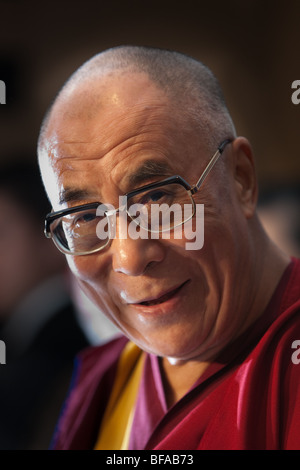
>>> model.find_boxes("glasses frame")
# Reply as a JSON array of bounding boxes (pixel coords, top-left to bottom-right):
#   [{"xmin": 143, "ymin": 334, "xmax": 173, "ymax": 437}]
[{"xmin": 44, "ymin": 138, "xmax": 232, "ymax": 255}]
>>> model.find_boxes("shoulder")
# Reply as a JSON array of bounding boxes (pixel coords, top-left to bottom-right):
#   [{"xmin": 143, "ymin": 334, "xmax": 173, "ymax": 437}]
[
  {"xmin": 51, "ymin": 335, "xmax": 129, "ymax": 449},
  {"xmin": 75, "ymin": 334, "xmax": 129, "ymax": 378},
  {"xmin": 270, "ymin": 257, "xmax": 300, "ymax": 344},
  {"xmin": 67, "ymin": 334, "xmax": 129, "ymax": 404},
  {"xmin": 254, "ymin": 265, "xmax": 300, "ymax": 366}
]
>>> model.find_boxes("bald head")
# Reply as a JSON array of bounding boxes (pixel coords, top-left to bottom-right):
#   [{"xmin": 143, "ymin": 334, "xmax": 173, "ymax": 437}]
[{"xmin": 38, "ymin": 46, "xmax": 236, "ymax": 156}]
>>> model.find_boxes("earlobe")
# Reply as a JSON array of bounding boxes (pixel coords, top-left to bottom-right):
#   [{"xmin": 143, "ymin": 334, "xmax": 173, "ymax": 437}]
[{"xmin": 232, "ymin": 137, "xmax": 258, "ymax": 219}]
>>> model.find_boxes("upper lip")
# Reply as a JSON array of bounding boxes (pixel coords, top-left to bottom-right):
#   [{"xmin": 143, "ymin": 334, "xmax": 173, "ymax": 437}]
[{"xmin": 127, "ymin": 280, "xmax": 189, "ymax": 305}]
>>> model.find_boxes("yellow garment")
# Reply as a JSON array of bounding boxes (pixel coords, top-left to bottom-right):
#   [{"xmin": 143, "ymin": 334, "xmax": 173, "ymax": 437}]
[{"xmin": 94, "ymin": 341, "xmax": 144, "ymax": 450}]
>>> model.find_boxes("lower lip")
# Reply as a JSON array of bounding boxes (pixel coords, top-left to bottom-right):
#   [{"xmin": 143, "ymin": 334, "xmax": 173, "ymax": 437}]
[{"xmin": 129, "ymin": 280, "xmax": 190, "ymax": 315}]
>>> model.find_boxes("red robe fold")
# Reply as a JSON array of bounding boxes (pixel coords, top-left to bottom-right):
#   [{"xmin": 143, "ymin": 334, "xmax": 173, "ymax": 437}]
[{"xmin": 52, "ymin": 258, "xmax": 300, "ymax": 450}]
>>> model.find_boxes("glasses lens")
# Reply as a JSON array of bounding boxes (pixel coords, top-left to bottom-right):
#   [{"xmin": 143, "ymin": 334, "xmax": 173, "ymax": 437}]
[
  {"xmin": 50, "ymin": 207, "xmax": 108, "ymax": 254},
  {"xmin": 127, "ymin": 183, "xmax": 195, "ymax": 232}
]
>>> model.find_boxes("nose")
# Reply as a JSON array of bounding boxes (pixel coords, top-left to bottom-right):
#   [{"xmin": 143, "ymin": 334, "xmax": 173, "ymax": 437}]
[{"xmin": 111, "ymin": 234, "xmax": 165, "ymax": 276}]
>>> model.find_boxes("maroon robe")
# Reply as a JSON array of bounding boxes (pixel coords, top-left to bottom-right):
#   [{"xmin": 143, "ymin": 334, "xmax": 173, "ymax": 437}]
[{"xmin": 52, "ymin": 258, "xmax": 300, "ymax": 450}]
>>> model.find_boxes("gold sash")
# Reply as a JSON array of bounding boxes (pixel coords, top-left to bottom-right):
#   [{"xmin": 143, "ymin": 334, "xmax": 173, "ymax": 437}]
[{"xmin": 94, "ymin": 341, "xmax": 144, "ymax": 450}]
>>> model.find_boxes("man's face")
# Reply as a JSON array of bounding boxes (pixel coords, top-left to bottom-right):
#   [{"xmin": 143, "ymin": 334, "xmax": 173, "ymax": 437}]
[{"xmin": 40, "ymin": 72, "xmax": 253, "ymax": 362}]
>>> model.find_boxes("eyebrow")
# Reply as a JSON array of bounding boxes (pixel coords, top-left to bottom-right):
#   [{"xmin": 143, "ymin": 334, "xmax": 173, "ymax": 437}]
[
  {"xmin": 59, "ymin": 188, "xmax": 94, "ymax": 205},
  {"xmin": 126, "ymin": 159, "xmax": 173, "ymax": 188}
]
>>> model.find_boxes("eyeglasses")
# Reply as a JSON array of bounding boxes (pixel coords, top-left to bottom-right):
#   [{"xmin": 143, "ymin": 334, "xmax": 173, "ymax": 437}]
[{"xmin": 44, "ymin": 139, "xmax": 232, "ymax": 255}]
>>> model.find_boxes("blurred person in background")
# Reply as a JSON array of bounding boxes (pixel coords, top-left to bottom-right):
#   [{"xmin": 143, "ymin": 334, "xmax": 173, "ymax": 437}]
[
  {"xmin": 0, "ymin": 160, "xmax": 90, "ymax": 449},
  {"xmin": 258, "ymin": 185, "xmax": 300, "ymax": 258}
]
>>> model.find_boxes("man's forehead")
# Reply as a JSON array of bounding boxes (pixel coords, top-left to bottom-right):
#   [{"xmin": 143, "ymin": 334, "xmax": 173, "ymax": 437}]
[
  {"xmin": 39, "ymin": 70, "xmax": 209, "ymax": 207},
  {"xmin": 50, "ymin": 70, "xmax": 167, "ymax": 121},
  {"xmin": 43, "ymin": 72, "xmax": 173, "ymax": 160}
]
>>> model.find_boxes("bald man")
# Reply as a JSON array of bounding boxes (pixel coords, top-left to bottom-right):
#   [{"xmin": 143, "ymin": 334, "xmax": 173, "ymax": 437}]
[{"xmin": 38, "ymin": 46, "xmax": 300, "ymax": 450}]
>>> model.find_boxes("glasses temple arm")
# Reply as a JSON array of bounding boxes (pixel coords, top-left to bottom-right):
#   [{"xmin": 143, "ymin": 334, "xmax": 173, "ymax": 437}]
[{"xmin": 191, "ymin": 139, "xmax": 232, "ymax": 194}]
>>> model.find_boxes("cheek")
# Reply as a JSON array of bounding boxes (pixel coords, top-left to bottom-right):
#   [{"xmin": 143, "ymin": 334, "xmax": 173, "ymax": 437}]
[
  {"xmin": 66, "ymin": 255, "xmax": 91, "ymax": 281},
  {"xmin": 66, "ymin": 255, "xmax": 104, "ymax": 302},
  {"xmin": 66, "ymin": 251, "xmax": 110, "ymax": 282},
  {"xmin": 67, "ymin": 253, "xmax": 119, "ymax": 316}
]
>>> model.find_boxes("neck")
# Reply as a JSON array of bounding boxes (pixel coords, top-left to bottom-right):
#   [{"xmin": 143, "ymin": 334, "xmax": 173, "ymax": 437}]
[
  {"xmin": 242, "ymin": 217, "xmax": 291, "ymax": 332},
  {"xmin": 160, "ymin": 356, "xmax": 211, "ymax": 408}
]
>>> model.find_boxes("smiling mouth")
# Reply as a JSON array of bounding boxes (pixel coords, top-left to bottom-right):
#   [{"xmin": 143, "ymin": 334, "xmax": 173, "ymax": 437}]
[{"xmin": 138, "ymin": 281, "xmax": 189, "ymax": 307}]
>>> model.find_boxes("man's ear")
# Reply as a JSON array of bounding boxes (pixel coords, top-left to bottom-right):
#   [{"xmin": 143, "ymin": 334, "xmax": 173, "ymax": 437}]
[{"xmin": 231, "ymin": 137, "xmax": 258, "ymax": 219}]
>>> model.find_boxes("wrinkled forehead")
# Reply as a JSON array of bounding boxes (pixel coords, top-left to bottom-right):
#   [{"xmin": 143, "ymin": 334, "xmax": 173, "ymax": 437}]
[
  {"xmin": 40, "ymin": 74, "xmax": 165, "ymax": 173},
  {"xmin": 38, "ymin": 71, "xmax": 207, "ymax": 207},
  {"xmin": 41, "ymin": 72, "xmax": 174, "ymax": 164},
  {"xmin": 48, "ymin": 71, "xmax": 169, "ymax": 135}
]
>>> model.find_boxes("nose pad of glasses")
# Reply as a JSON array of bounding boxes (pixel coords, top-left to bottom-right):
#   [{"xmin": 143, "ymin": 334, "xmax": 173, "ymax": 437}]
[
  {"xmin": 105, "ymin": 209, "xmax": 117, "ymax": 239},
  {"xmin": 105, "ymin": 206, "xmax": 133, "ymax": 240}
]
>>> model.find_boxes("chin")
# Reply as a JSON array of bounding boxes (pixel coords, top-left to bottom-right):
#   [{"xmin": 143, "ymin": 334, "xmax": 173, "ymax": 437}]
[{"xmin": 129, "ymin": 332, "xmax": 204, "ymax": 361}]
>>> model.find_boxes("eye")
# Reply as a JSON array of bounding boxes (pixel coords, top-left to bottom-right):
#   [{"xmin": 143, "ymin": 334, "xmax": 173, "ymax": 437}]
[
  {"xmin": 75, "ymin": 212, "xmax": 97, "ymax": 225},
  {"xmin": 138, "ymin": 189, "xmax": 172, "ymax": 205},
  {"xmin": 149, "ymin": 190, "xmax": 167, "ymax": 202}
]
